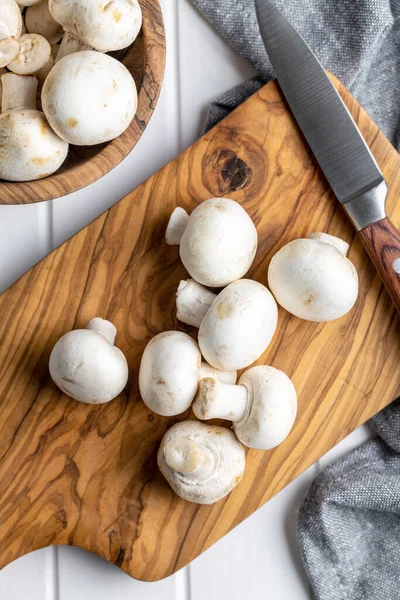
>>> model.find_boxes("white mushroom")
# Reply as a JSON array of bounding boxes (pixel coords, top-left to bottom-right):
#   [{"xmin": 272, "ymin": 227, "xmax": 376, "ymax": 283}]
[
  {"xmin": 166, "ymin": 199, "xmax": 258, "ymax": 288},
  {"xmin": 0, "ymin": 0, "xmax": 22, "ymax": 41},
  {"xmin": 177, "ymin": 278, "xmax": 278, "ymax": 371},
  {"xmin": 42, "ymin": 51, "xmax": 138, "ymax": 146},
  {"xmin": 139, "ymin": 331, "xmax": 237, "ymax": 417},
  {"xmin": 194, "ymin": 365, "xmax": 297, "ymax": 450},
  {"xmin": 49, "ymin": 0, "xmax": 142, "ymax": 58},
  {"xmin": 49, "ymin": 318, "xmax": 129, "ymax": 404},
  {"xmin": 0, "ymin": 72, "xmax": 68, "ymax": 181},
  {"xmin": 7, "ymin": 33, "xmax": 50, "ymax": 74},
  {"xmin": 158, "ymin": 420, "xmax": 246, "ymax": 504},
  {"xmin": 268, "ymin": 232, "xmax": 359, "ymax": 322},
  {"xmin": 25, "ymin": 0, "xmax": 63, "ymax": 44}
]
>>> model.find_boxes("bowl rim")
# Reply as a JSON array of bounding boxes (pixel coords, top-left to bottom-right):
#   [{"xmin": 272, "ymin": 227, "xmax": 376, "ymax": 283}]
[{"xmin": 0, "ymin": 0, "xmax": 166, "ymax": 205}]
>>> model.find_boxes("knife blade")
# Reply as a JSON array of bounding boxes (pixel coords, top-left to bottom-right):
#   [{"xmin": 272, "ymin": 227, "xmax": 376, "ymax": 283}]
[{"xmin": 255, "ymin": 0, "xmax": 400, "ymax": 314}]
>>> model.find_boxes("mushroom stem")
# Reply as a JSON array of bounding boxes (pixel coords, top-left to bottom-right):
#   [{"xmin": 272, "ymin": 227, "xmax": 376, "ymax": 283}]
[
  {"xmin": 176, "ymin": 279, "xmax": 216, "ymax": 327},
  {"xmin": 56, "ymin": 30, "xmax": 92, "ymax": 63},
  {"xmin": 164, "ymin": 436, "xmax": 215, "ymax": 479},
  {"xmin": 86, "ymin": 318, "xmax": 117, "ymax": 345},
  {"xmin": 308, "ymin": 232, "xmax": 349, "ymax": 256},
  {"xmin": 199, "ymin": 362, "xmax": 237, "ymax": 385},
  {"xmin": 165, "ymin": 207, "xmax": 189, "ymax": 246},
  {"xmin": 193, "ymin": 377, "xmax": 248, "ymax": 423},
  {"xmin": 1, "ymin": 72, "xmax": 37, "ymax": 111}
]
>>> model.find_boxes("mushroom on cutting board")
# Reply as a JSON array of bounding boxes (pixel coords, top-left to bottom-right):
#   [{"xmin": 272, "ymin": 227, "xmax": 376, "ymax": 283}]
[
  {"xmin": 158, "ymin": 420, "xmax": 246, "ymax": 504},
  {"xmin": 25, "ymin": 0, "xmax": 63, "ymax": 44},
  {"xmin": 42, "ymin": 51, "xmax": 138, "ymax": 146},
  {"xmin": 7, "ymin": 33, "xmax": 51, "ymax": 74},
  {"xmin": 0, "ymin": 72, "xmax": 68, "ymax": 181},
  {"xmin": 139, "ymin": 331, "xmax": 237, "ymax": 417},
  {"xmin": 177, "ymin": 278, "xmax": 278, "ymax": 371},
  {"xmin": 49, "ymin": 0, "xmax": 142, "ymax": 59},
  {"xmin": 49, "ymin": 318, "xmax": 129, "ymax": 404},
  {"xmin": 166, "ymin": 198, "xmax": 258, "ymax": 287},
  {"xmin": 193, "ymin": 365, "xmax": 297, "ymax": 450},
  {"xmin": 268, "ymin": 232, "xmax": 359, "ymax": 322}
]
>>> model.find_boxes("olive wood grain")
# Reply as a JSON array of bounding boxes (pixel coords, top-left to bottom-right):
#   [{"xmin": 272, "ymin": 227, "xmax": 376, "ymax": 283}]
[
  {"xmin": 0, "ymin": 0, "xmax": 166, "ymax": 205},
  {"xmin": 1, "ymin": 74, "xmax": 400, "ymax": 581},
  {"xmin": 359, "ymin": 217, "xmax": 400, "ymax": 314}
]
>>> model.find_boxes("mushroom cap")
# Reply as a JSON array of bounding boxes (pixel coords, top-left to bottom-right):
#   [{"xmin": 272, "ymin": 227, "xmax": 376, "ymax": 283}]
[
  {"xmin": 268, "ymin": 238, "xmax": 359, "ymax": 322},
  {"xmin": 49, "ymin": 0, "xmax": 142, "ymax": 52},
  {"xmin": 49, "ymin": 329, "xmax": 129, "ymax": 404},
  {"xmin": 180, "ymin": 198, "xmax": 258, "ymax": 287},
  {"xmin": 158, "ymin": 421, "xmax": 246, "ymax": 504},
  {"xmin": 198, "ymin": 279, "xmax": 278, "ymax": 371},
  {"xmin": 0, "ymin": 109, "xmax": 68, "ymax": 181},
  {"xmin": 7, "ymin": 33, "xmax": 51, "ymax": 74},
  {"xmin": 42, "ymin": 51, "xmax": 138, "ymax": 146},
  {"xmin": 139, "ymin": 331, "xmax": 202, "ymax": 417},
  {"xmin": 234, "ymin": 366, "xmax": 297, "ymax": 450},
  {"xmin": 0, "ymin": 0, "xmax": 22, "ymax": 40}
]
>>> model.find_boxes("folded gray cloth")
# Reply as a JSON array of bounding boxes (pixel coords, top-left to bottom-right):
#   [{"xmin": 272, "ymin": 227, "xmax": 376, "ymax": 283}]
[{"xmin": 191, "ymin": 1, "xmax": 400, "ymax": 598}]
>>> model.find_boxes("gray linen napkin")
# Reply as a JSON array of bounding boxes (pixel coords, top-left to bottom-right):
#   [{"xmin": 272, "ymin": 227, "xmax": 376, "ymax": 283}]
[{"xmin": 191, "ymin": 1, "xmax": 400, "ymax": 598}]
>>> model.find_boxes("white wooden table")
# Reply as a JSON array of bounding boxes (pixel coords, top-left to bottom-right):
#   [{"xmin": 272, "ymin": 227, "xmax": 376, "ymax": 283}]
[{"xmin": 0, "ymin": 1, "xmax": 371, "ymax": 597}]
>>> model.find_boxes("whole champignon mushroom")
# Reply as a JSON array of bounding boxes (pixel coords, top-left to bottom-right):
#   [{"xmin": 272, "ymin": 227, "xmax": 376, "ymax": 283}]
[
  {"xmin": 7, "ymin": 33, "xmax": 50, "ymax": 74},
  {"xmin": 25, "ymin": 0, "xmax": 63, "ymax": 44},
  {"xmin": 139, "ymin": 331, "xmax": 237, "ymax": 417},
  {"xmin": 42, "ymin": 51, "xmax": 138, "ymax": 146},
  {"xmin": 0, "ymin": 72, "xmax": 68, "ymax": 181},
  {"xmin": 166, "ymin": 199, "xmax": 258, "ymax": 288},
  {"xmin": 49, "ymin": 318, "xmax": 129, "ymax": 404},
  {"xmin": 49, "ymin": 0, "xmax": 142, "ymax": 59},
  {"xmin": 177, "ymin": 278, "xmax": 278, "ymax": 371},
  {"xmin": 268, "ymin": 232, "xmax": 359, "ymax": 322},
  {"xmin": 158, "ymin": 420, "xmax": 246, "ymax": 504},
  {"xmin": 193, "ymin": 365, "xmax": 297, "ymax": 450}
]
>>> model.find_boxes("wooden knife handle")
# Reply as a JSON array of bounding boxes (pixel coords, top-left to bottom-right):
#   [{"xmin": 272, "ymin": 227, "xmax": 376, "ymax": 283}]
[{"xmin": 358, "ymin": 217, "xmax": 400, "ymax": 313}]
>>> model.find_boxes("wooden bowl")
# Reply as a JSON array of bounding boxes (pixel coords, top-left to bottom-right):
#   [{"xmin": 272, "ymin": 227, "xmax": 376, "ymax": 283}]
[{"xmin": 0, "ymin": 0, "xmax": 166, "ymax": 205}]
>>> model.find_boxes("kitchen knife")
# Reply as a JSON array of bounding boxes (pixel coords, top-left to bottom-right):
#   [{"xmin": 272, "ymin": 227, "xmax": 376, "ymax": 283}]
[{"xmin": 255, "ymin": 0, "xmax": 400, "ymax": 313}]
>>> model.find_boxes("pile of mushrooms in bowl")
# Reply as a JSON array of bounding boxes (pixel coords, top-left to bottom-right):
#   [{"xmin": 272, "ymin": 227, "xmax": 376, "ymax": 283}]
[
  {"xmin": 0, "ymin": 0, "xmax": 165, "ymax": 201},
  {"xmin": 49, "ymin": 196, "xmax": 359, "ymax": 506}
]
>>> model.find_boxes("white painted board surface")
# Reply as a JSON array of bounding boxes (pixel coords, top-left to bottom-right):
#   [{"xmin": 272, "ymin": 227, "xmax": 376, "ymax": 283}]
[{"xmin": 0, "ymin": 1, "xmax": 372, "ymax": 598}]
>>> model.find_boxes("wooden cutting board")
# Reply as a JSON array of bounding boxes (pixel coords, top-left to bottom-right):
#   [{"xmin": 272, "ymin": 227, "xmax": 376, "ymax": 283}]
[{"xmin": 1, "ymin": 74, "xmax": 400, "ymax": 582}]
